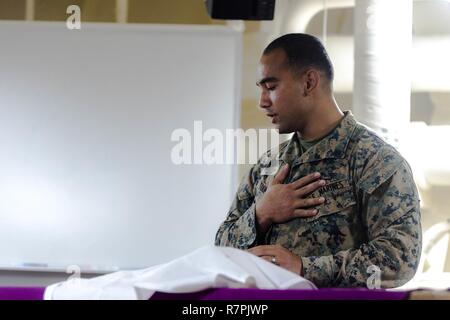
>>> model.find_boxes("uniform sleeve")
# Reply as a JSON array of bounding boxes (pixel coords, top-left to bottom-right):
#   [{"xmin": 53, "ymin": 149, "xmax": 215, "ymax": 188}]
[
  {"xmin": 214, "ymin": 166, "xmax": 259, "ymax": 249},
  {"xmin": 301, "ymin": 148, "xmax": 422, "ymax": 288}
]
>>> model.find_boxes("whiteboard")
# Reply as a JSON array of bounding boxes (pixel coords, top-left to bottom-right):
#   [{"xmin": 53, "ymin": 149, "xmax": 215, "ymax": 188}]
[{"xmin": 0, "ymin": 21, "xmax": 241, "ymax": 272}]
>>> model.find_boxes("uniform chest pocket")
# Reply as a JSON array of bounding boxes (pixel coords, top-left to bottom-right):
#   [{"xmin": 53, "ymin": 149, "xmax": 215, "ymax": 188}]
[
  {"xmin": 255, "ymin": 163, "xmax": 278, "ymax": 197},
  {"xmin": 254, "ymin": 176, "xmax": 271, "ymax": 202},
  {"xmin": 305, "ymin": 179, "xmax": 356, "ymax": 222}
]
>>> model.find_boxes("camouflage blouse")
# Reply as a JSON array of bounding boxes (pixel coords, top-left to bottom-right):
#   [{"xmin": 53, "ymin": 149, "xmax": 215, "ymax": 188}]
[{"xmin": 215, "ymin": 111, "xmax": 422, "ymax": 288}]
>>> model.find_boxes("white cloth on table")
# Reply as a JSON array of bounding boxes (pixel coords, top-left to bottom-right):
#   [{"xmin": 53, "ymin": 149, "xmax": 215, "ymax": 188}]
[{"xmin": 44, "ymin": 245, "xmax": 316, "ymax": 300}]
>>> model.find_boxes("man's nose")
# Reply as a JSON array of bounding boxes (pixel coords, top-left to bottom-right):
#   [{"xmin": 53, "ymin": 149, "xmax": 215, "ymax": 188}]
[{"xmin": 259, "ymin": 90, "xmax": 271, "ymax": 110}]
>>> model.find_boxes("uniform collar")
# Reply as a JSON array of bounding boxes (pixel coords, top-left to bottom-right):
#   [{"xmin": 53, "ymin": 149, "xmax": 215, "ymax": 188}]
[{"xmin": 279, "ymin": 110, "xmax": 357, "ymax": 165}]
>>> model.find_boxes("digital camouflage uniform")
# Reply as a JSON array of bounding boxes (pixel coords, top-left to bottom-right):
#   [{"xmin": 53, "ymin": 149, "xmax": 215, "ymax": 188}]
[{"xmin": 215, "ymin": 111, "xmax": 422, "ymax": 288}]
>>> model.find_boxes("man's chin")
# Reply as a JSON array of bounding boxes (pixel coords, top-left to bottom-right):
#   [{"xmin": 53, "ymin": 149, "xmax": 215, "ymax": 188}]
[
  {"xmin": 277, "ymin": 126, "xmax": 294, "ymax": 135},
  {"xmin": 270, "ymin": 121, "xmax": 294, "ymax": 134}
]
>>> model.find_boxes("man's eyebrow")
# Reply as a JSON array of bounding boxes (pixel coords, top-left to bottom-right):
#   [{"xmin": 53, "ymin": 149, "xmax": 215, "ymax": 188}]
[{"xmin": 256, "ymin": 77, "xmax": 279, "ymax": 87}]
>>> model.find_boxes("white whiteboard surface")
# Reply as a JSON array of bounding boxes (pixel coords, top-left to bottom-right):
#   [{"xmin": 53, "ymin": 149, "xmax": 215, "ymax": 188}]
[{"xmin": 0, "ymin": 21, "xmax": 241, "ymax": 272}]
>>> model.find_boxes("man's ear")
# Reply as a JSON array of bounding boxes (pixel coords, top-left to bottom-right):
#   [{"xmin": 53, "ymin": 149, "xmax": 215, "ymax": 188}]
[{"xmin": 303, "ymin": 69, "xmax": 320, "ymax": 96}]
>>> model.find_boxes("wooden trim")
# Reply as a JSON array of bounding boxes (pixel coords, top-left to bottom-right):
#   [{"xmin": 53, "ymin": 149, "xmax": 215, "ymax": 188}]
[
  {"xmin": 116, "ymin": 0, "xmax": 128, "ymax": 23},
  {"xmin": 25, "ymin": 0, "xmax": 35, "ymax": 21}
]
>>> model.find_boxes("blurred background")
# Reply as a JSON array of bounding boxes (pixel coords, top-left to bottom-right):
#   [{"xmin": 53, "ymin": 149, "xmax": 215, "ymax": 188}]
[{"xmin": 0, "ymin": 0, "xmax": 450, "ymax": 289}]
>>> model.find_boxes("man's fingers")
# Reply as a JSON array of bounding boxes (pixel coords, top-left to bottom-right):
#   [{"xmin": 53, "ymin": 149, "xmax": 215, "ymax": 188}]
[
  {"xmin": 289, "ymin": 172, "xmax": 321, "ymax": 189},
  {"xmin": 295, "ymin": 179, "xmax": 326, "ymax": 197},
  {"xmin": 271, "ymin": 164, "xmax": 289, "ymax": 185},
  {"xmin": 248, "ymin": 245, "xmax": 280, "ymax": 256},
  {"xmin": 294, "ymin": 208, "xmax": 319, "ymax": 218},
  {"xmin": 294, "ymin": 197, "xmax": 325, "ymax": 208}
]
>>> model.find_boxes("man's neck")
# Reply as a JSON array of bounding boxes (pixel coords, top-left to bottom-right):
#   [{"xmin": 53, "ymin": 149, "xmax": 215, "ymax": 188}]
[{"xmin": 297, "ymin": 99, "xmax": 344, "ymax": 141}]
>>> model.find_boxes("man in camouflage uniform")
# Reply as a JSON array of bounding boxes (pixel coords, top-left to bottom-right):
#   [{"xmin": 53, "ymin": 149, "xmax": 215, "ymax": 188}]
[{"xmin": 215, "ymin": 34, "xmax": 421, "ymax": 288}]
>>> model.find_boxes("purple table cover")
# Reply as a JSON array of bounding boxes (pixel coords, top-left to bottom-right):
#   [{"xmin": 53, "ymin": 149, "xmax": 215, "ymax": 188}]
[
  {"xmin": 0, "ymin": 287, "xmax": 45, "ymax": 300},
  {"xmin": 0, "ymin": 287, "xmax": 409, "ymax": 300}
]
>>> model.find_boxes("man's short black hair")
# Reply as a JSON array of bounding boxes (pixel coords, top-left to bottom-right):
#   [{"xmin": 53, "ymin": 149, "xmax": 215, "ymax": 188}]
[{"xmin": 263, "ymin": 33, "xmax": 334, "ymax": 83}]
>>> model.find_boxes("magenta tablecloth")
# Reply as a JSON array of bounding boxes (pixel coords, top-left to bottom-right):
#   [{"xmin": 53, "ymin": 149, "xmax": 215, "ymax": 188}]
[{"xmin": 0, "ymin": 287, "xmax": 409, "ymax": 300}]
